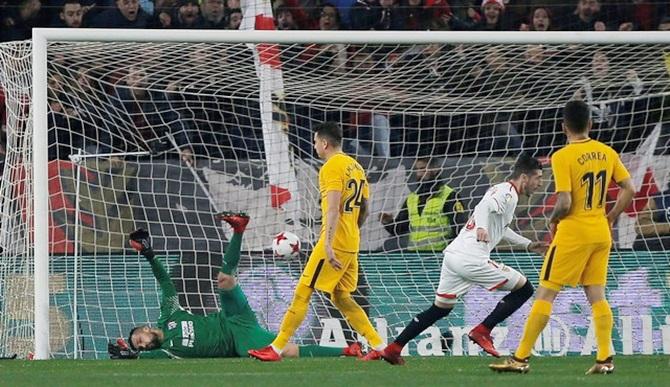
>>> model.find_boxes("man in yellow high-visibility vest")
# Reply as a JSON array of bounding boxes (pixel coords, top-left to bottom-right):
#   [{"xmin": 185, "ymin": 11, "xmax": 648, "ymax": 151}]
[{"xmin": 380, "ymin": 157, "xmax": 466, "ymax": 252}]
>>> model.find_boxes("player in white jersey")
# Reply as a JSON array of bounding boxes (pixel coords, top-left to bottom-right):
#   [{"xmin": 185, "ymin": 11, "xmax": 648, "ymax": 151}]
[{"xmin": 380, "ymin": 154, "xmax": 548, "ymax": 365}]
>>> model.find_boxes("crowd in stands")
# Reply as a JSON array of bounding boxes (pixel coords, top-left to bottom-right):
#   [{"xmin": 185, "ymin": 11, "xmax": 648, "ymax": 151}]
[
  {"xmin": 1, "ymin": 0, "xmax": 669, "ymax": 161},
  {"xmin": 0, "ymin": 1, "xmax": 668, "ymax": 251},
  {"xmin": 0, "ymin": 0, "xmax": 669, "ymax": 39}
]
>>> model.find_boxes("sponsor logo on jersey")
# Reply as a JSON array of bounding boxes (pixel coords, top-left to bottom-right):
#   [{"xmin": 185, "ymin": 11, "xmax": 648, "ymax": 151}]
[
  {"xmin": 181, "ymin": 321, "xmax": 195, "ymax": 347},
  {"xmin": 168, "ymin": 321, "xmax": 177, "ymax": 330}
]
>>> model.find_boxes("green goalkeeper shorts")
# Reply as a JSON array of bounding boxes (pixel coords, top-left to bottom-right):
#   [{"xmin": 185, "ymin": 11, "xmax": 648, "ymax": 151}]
[{"xmin": 219, "ymin": 285, "xmax": 277, "ymax": 357}]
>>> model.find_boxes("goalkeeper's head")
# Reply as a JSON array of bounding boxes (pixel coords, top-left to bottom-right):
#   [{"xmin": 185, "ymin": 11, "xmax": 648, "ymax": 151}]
[{"xmin": 128, "ymin": 325, "xmax": 163, "ymax": 351}]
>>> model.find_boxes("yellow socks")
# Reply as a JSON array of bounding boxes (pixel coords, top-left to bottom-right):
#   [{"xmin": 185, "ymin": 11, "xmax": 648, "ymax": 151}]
[
  {"xmin": 592, "ymin": 300, "xmax": 613, "ymax": 361},
  {"xmin": 271, "ymin": 283, "xmax": 313, "ymax": 351},
  {"xmin": 515, "ymin": 299, "xmax": 552, "ymax": 359},
  {"xmin": 331, "ymin": 291, "xmax": 384, "ymax": 349}
]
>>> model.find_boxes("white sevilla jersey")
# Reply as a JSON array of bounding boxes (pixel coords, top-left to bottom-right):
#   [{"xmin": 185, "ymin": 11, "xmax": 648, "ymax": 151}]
[{"xmin": 446, "ymin": 181, "xmax": 520, "ymax": 257}]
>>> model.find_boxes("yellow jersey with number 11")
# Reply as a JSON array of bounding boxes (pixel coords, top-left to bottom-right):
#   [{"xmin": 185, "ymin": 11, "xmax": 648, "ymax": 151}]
[{"xmin": 551, "ymin": 139, "xmax": 630, "ymax": 244}]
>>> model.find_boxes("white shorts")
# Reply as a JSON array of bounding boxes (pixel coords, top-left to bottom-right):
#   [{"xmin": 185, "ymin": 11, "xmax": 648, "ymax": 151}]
[{"xmin": 435, "ymin": 249, "xmax": 524, "ymax": 305}]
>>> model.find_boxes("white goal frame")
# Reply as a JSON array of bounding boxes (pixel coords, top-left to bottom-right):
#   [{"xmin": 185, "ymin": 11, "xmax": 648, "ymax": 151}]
[{"xmin": 31, "ymin": 28, "xmax": 670, "ymax": 359}]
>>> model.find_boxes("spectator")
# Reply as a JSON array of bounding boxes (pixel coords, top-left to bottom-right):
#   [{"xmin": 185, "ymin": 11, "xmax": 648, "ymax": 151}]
[
  {"xmin": 612, "ymin": 0, "xmax": 658, "ymax": 31},
  {"xmin": 447, "ymin": 0, "xmax": 485, "ymax": 30},
  {"xmin": 49, "ymin": 67, "xmax": 115, "ymax": 157},
  {"xmin": 318, "ymin": 3, "xmax": 342, "ymax": 30},
  {"xmin": 520, "ymin": 6, "xmax": 552, "ymax": 31},
  {"xmin": 275, "ymin": 5, "xmax": 298, "ymax": 30},
  {"xmin": 47, "ymin": 73, "xmax": 75, "ymax": 159},
  {"xmin": 1, "ymin": 0, "xmax": 47, "ymax": 41},
  {"xmin": 350, "ymin": 0, "xmax": 378, "ymax": 30},
  {"xmin": 344, "ymin": 110, "xmax": 391, "ymax": 157},
  {"xmin": 634, "ymin": 182, "xmax": 670, "ymax": 251},
  {"xmin": 424, "ymin": 0, "xmax": 452, "ymax": 31},
  {"xmin": 563, "ymin": 0, "xmax": 606, "ymax": 31},
  {"xmin": 225, "ymin": 0, "xmax": 239, "ymax": 13},
  {"xmin": 55, "ymin": 0, "xmax": 86, "ymax": 28},
  {"xmin": 659, "ymin": 16, "xmax": 670, "ymax": 31},
  {"xmin": 113, "ymin": 66, "xmax": 191, "ymax": 154},
  {"xmin": 475, "ymin": 0, "xmax": 505, "ymax": 31},
  {"xmin": 403, "ymin": 0, "xmax": 429, "ymax": 30},
  {"xmin": 570, "ymin": 50, "xmax": 652, "ymax": 152},
  {"xmin": 328, "ymin": 0, "xmax": 357, "ymax": 28},
  {"xmin": 90, "ymin": 0, "xmax": 149, "ymax": 28},
  {"xmin": 277, "ymin": 0, "xmax": 314, "ymax": 29},
  {"xmin": 173, "ymin": 0, "xmax": 200, "ymax": 28},
  {"xmin": 374, "ymin": 0, "xmax": 404, "ymax": 30},
  {"xmin": 379, "ymin": 157, "xmax": 466, "ymax": 252},
  {"xmin": 227, "ymin": 7, "xmax": 241, "ymax": 29},
  {"xmin": 295, "ymin": 5, "xmax": 346, "ymax": 73},
  {"xmin": 151, "ymin": 0, "xmax": 177, "ymax": 28},
  {"xmin": 197, "ymin": 0, "xmax": 226, "ymax": 29}
]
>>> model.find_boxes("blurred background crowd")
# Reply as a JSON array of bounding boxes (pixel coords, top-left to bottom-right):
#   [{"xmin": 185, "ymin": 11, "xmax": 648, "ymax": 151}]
[
  {"xmin": 1, "ymin": 0, "xmax": 669, "ymax": 38},
  {"xmin": 0, "ymin": 0, "xmax": 669, "ymax": 164}
]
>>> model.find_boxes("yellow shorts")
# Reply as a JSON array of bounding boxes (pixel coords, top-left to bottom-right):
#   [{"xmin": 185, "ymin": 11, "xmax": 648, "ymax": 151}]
[
  {"xmin": 539, "ymin": 239, "xmax": 612, "ymax": 290},
  {"xmin": 299, "ymin": 242, "xmax": 358, "ymax": 294}
]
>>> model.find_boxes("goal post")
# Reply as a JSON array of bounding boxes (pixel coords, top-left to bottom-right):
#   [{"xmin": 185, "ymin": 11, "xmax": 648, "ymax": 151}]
[{"xmin": 7, "ymin": 27, "xmax": 670, "ymax": 359}]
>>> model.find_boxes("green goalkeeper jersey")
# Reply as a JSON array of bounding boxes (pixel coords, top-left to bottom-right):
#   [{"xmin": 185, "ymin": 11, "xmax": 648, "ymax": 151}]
[{"xmin": 140, "ymin": 259, "xmax": 236, "ymax": 359}]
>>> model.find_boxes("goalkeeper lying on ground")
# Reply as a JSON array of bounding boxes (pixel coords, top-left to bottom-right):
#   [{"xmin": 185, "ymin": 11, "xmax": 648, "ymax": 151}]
[{"xmin": 108, "ymin": 213, "xmax": 362, "ymax": 360}]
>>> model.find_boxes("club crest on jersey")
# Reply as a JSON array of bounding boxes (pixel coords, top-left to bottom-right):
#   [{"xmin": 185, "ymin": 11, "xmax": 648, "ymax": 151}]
[
  {"xmin": 504, "ymin": 193, "xmax": 513, "ymax": 203},
  {"xmin": 167, "ymin": 321, "xmax": 177, "ymax": 330}
]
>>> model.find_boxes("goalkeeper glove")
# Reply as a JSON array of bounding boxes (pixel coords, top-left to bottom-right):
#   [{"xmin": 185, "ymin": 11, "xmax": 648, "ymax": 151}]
[
  {"xmin": 129, "ymin": 228, "xmax": 155, "ymax": 261},
  {"xmin": 108, "ymin": 338, "xmax": 138, "ymax": 360}
]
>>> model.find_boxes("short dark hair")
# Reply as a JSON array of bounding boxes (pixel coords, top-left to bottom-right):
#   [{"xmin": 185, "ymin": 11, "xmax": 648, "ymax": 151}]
[
  {"xmin": 314, "ymin": 121, "xmax": 342, "ymax": 147},
  {"xmin": 511, "ymin": 153, "xmax": 542, "ymax": 178},
  {"xmin": 128, "ymin": 326, "xmax": 141, "ymax": 351},
  {"xmin": 563, "ymin": 100, "xmax": 590, "ymax": 134}
]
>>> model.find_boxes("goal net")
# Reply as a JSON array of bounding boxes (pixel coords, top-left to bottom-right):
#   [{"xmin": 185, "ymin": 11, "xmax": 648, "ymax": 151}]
[{"xmin": 1, "ymin": 28, "xmax": 669, "ymax": 359}]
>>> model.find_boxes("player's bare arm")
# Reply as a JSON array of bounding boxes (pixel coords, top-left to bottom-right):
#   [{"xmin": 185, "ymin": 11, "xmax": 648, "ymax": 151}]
[
  {"xmin": 548, "ymin": 191, "xmax": 572, "ymax": 232},
  {"xmin": 325, "ymin": 190, "xmax": 343, "ymax": 270},
  {"xmin": 527, "ymin": 241, "xmax": 549, "ymax": 255},
  {"xmin": 502, "ymin": 227, "xmax": 548, "ymax": 255},
  {"xmin": 358, "ymin": 197, "xmax": 369, "ymax": 228},
  {"xmin": 606, "ymin": 178, "xmax": 635, "ymax": 226}
]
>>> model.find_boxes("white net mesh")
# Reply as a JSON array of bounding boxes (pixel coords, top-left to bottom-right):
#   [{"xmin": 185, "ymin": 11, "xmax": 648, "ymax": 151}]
[{"xmin": 1, "ymin": 35, "xmax": 669, "ymax": 358}]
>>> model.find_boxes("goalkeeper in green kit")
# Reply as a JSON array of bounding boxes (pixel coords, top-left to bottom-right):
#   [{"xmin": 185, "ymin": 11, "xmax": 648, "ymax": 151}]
[{"xmin": 108, "ymin": 213, "xmax": 363, "ymax": 360}]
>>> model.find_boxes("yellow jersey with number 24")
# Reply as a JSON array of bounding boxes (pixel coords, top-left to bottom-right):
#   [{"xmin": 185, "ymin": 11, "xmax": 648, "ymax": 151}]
[{"xmin": 318, "ymin": 153, "xmax": 369, "ymax": 253}]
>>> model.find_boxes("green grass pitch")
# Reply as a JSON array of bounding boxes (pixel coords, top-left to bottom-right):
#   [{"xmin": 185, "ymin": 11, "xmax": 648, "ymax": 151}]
[{"xmin": 2, "ymin": 356, "xmax": 668, "ymax": 387}]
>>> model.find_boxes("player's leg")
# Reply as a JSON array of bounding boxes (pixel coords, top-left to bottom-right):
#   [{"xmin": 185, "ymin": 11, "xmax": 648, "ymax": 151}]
[
  {"xmin": 380, "ymin": 251, "xmax": 466, "ymax": 365},
  {"xmin": 381, "ymin": 301, "xmax": 453, "ymax": 365},
  {"xmin": 284, "ymin": 342, "xmax": 363, "ymax": 358},
  {"xmin": 216, "ymin": 212, "xmax": 254, "ymax": 318},
  {"xmin": 469, "ymin": 260, "xmax": 533, "ymax": 357},
  {"xmin": 488, "ymin": 284, "xmax": 558, "ymax": 373},
  {"xmin": 216, "ymin": 212, "xmax": 249, "ymax": 275},
  {"xmin": 272, "ymin": 283, "xmax": 314, "ymax": 349},
  {"xmin": 329, "ymin": 253, "xmax": 385, "ymax": 356},
  {"xmin": 491, "ymin": 243, "xmax": 590, "ymax": 373},
  {"xmin": 233, "ymin": 324, "xmax": 359, "ymax": 358},
  {"xmin": 582, "ymin": 242, "xmax": 615, "ymax": 374},
  {"xmin": 249, "ymin": 244, "xmax": 329, "ymax": 361}
]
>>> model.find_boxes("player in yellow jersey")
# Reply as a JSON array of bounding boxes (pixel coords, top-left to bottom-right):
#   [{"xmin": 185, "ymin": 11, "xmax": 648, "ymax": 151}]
[
  {"xmin": 490, "ymin": 100, "xmax": 635, "ymax": 375},
  {"xmin": 249, "ymin": 122, "xmax": 385, "ymax": 361}
]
